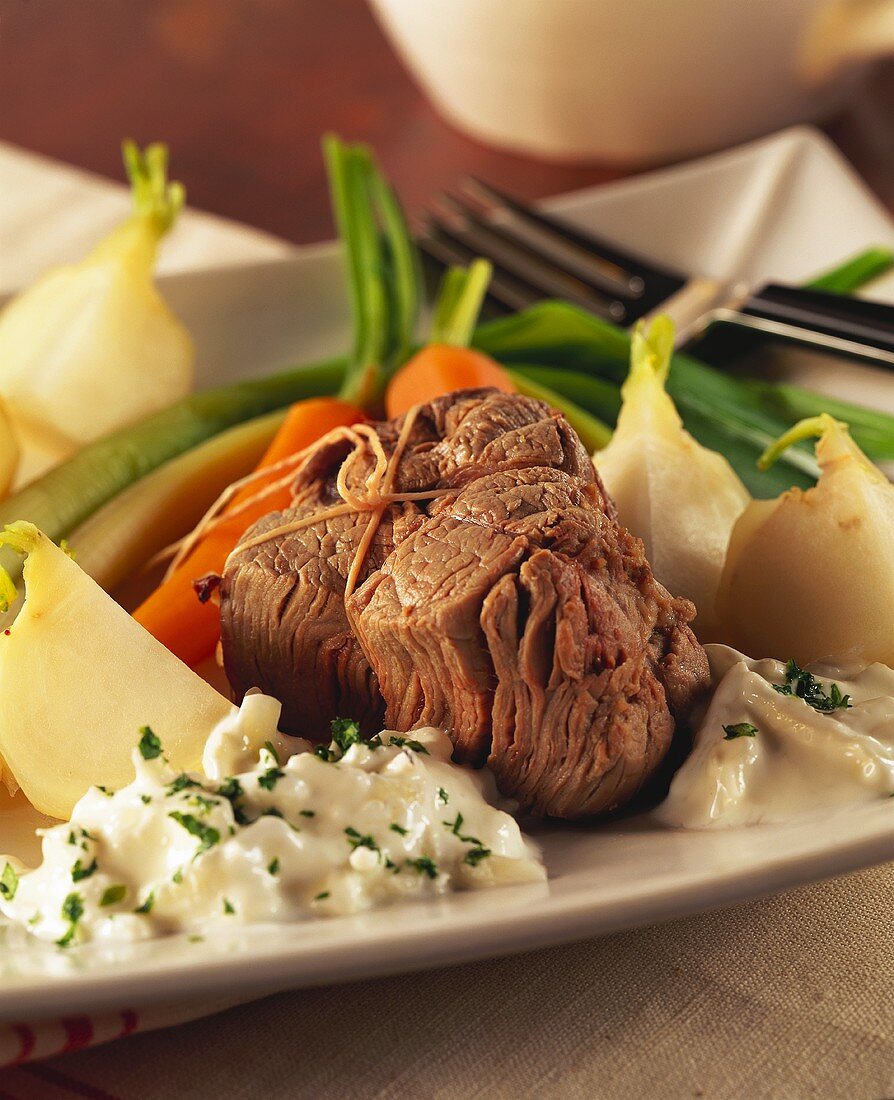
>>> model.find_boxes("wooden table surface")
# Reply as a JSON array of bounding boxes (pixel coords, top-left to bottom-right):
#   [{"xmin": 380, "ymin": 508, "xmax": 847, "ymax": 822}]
[{"xmin": 1, "ymin": 0, "xmax": 894, "ymax": 244}]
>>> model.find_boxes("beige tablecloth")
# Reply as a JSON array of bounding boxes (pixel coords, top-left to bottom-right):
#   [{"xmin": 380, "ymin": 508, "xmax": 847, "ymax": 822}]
[{"xmin": 1, "ymin": 144, "xmax": 892, "ymax": 1100}]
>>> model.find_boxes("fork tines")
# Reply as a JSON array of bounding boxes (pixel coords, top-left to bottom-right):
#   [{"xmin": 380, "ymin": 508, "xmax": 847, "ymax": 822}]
[{"xmin": 419, "ymin": 177, "xmax": 686, "ymax": 325}]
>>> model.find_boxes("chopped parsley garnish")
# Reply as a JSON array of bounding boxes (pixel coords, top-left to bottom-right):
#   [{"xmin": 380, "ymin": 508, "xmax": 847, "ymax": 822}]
[
  {"xmin": 722, "ymin": 722, "xmax": 759, "ymax": 740},
  {"xmin": 168, "ymin": 812, "xmax": 220, "ymax": 853},
  {"xmin": 96, "ymin": 785, "xmax": 115, "ymax": 797},
  {"xmin": 331, "ymin": 718, "xmax": 362, "ymax": 754},
  {"xmin": 384, "ymin": 858, "xmax": 398, "ymax": 872},
  {"xmin": 268, "ymin": 858, "xmax": 281, "ymax": 876},
  {"xmin": 100, "ymin": 885, "xmax": 127, "ymax": 907},
  {"xmin": 223, "ymin": 898, "xmax": 235, "ymax": 915},
  {"xmin": 406, "ymin": 856, "xmax": 438, "ymax": 879},
  {"xmin": 217, "ymin": 777, "xmax": 243, "ymax": 800},
  {"xmin": 773, "ymin": 659, "xmax": 852, "ymax": 713},
  {"xmin": 315, "ymin": 719, "xmax": 382, "ymax": 763},
  {"xmin": 217, "ymin": 777, "xmax": 251, "ymax": 824},
  {"xmin": 135, "ymin": 891, "xmax": 155, "ymax": 914},
  {"xmin": 389, "ymin": 823, "xmax": 409, "ymax": 836},
  {"xmin": 299, "ymin": 809, "xmax": 316, "ymax": 818},
  {"xmin": 188, "ymin": 934, "xmax": 204, "ymax": 943},
  {"xmin": 71, "ymin": 858, "xmax": 98, "ymax": 883},
  {"xmin": 263, "ymin": 740, "xmax": 281, "ymax": 765},
  {"xmin": 138, "ymin": 726, "xmax": 163, "ymax": 761},
  {"xmin": 314, "ymin": 891, "xmax": 330, "ymax": 901},
  {"xmin": 56, "ymin": 893, "xmax": 84, "ymax": 947},
  {"xmin": 444, "ymin": 812, "xmax": 483, "ymax": 846},
  {"xmin": 437, "ymin": 788, "xmax": 449, "ymax": 805},
  {"xmin": 0, "ymin": 862, "xmax": 19, "ymax": 901},
  {"xmin": 141, "ymin": 794, "xmax": 153, "ymax": 805},
  {"xmin": 464, "ymin": 846, "xmax": 492, "ymax": 867},
  {"xmin": 172, "ymin": 869, "xmax": 184, "ymax": 885},
  {"xmin": 258, "ymin": 766, "xmax": 285, "ymax": 792},
  {"xmin": 345, "ymin": 827, "xmax": 379, "ymax": 854},
  {"xmin": 167, "ymin": 774, "xmax": 200, "ymax": 796},
  {"xmin": 388, "ymin": 736, "xmax": 429, "ymax": 755},
  {"xmin": 188, "ymin": 793, "xmax": 219, "ymax": 814},
  {"xmin": 262, "ymin": 807, "xmax": 285, "ymax": 820}
]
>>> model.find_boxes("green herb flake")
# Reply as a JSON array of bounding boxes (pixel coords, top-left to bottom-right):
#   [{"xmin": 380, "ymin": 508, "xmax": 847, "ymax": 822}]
[
  {"xmin": 437, "ymin": 788, "xmax": 449, "ymax": 805},
  {"xmin": 56, "ymin": 892, "xmax": 85, "ymax": 947},
  {"xmin": 345, "ymin": 826, "xmax": 379, "ymax": 854},
  {"xmin": 773, "ymin": 659, "xmax": 852, "ymax": 714},
  {"xmin": 268, "ymin": 858, "xmax": 281, "ymax": 876},
  {"xmin": 406, "ymin": 856, "xmax": 438, "ymax": 879},
  {"xmin": 188, "ymin": 934, "xmax": 204, "ymax": 943},
  {"xmin": 223, "ymin": 898, "xmax": 235, "ymax": 915},
  {"xmin": 444, "ymin": 812, "xmax": 484, "ymax": 848},
  {"xmin": 100, "ymin": 885, "xmax": 127, "ymax": 907},
  {"xmin": 172, "ymin": 868, "xmax": 184, "ymax": 885},
  {"xmin": 388, "ymin": 736, "xmax": 429, "ymax": 755},
  {"xmin": 299, "ymin": 809, "xmax": 315, "ymax": 818},
  {"xmin": 167, "ymin": 774, "xmax": 200, "ymax": 796},
  {"xmin": 138, "ymin": 726, "xmax": 163, "ymax": 761},
  {"xmin": 71, "ymin": 858, "xmax": 98, "ymax": 883},
  {"xmin": 263, "ymin": 740, "xmax": 281, "ymax": 765},
  {"xmin": 0, "ymin": 862, "xmax": 19, "ymax": 901},
  {"xmin": 722, "ymin": 722, "xmax": 759, "ymax": 741},
  {"xmin": 140, "ymin": 794, "xmax": 153, "ymax": 805},
  {"xmin": 464, "ymin": 846, "xmax": 492, "ymax": 867},
  {"xmin": 134, "ymin": 891, "xmax": 155, "ymax": 915},
  {"xmin": 96, "ymin": 785, "xmax": 115, "ymax": 798},
  {"xmin": 257, "ymin": 766, "xmax": 285, "ymax": 792},
  {"xmin": 390, "ymin": 823, "xmax": 409, "ymax": 836},
  {"xmin": 331, "ymin": 717, "xmax": 362, "ymax": 755},
  {"xmin": 188, "ymin": 793, "xmax": 219, "ymax": 814},
  {"xmin": 168, "ymin": 812, "xmax": 220, "ymax": 853},
  {"xmin": 314, "ymin": 891, "xmax": 330, "ymax": 901}
]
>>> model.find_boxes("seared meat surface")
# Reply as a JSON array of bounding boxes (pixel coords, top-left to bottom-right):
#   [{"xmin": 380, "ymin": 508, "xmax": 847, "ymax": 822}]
[{"xmin": 220, "ymin": 389, "xmax": 709, "ymax": 817}]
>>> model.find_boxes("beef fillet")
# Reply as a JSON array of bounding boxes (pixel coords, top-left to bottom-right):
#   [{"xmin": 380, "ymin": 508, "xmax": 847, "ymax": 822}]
[{"xmin": 220, "ymin": 389, "xmax": 710, "ymax": 817}]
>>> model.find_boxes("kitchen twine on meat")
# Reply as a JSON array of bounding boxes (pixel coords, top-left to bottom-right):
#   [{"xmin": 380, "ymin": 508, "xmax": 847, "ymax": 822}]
[{"xmin": 161, "ymin": 405, "xmax": 453, "ymax": 600}]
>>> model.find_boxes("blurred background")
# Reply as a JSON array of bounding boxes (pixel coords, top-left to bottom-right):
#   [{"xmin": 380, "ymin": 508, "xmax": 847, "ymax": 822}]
[{"xmin": 2, "ymin": 0, "xmax": 894, "ymax": 242}]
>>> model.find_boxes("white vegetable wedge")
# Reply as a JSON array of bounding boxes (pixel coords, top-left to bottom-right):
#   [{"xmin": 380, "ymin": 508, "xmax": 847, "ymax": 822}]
[
  {"xmin": 718, "ymin": 415, "xmax": 894, "ymax": 666},
  {"xmin": 0, "ymin": 142, "xmax": 194, "ymax": 456},
  {"xmin": 0, "ymin": 400, "xmax": 19, "ymax": 499},
  {"xmin": 594, "ymin": 317, "xmax": 750, "ymax": 637},
  {"xmin": 0, "ymin": 523, "xmax": 235, "ymax": 819}
]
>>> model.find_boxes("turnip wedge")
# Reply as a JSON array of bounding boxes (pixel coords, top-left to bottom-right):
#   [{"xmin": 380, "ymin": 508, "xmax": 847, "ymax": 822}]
[
  {"xmin": 0, "ymin": 523, "xmax": 234, "ymax": 819},
  {"xmin": 0, "ymin": 400, "xmax": 18, "ymax": 499},
  {"xmin": 0, "ymin": 142, "xmax": 194, "ymax": 477},
  {"xmin": 594, "ymin": 317, "xmax": 750, "ymax": 638},
  {"xmin": 718, "ymin": 415, "xmax": 894, "ymax": 667}
]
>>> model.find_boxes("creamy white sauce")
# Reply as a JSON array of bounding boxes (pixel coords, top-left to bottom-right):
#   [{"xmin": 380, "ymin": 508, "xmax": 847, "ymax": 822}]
[
  {"xmin": 0, "ymin": 695, "xmax": 544, "ymax": 946},
  {"xmin": 658, "ymin": 645, "xmax": 894, "ymax": 828}
]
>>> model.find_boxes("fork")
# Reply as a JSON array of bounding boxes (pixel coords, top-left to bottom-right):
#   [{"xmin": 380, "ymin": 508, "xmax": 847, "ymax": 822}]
[{"xmin": 419, "ymin": 177, "xmax": 894, "ymax": 370}]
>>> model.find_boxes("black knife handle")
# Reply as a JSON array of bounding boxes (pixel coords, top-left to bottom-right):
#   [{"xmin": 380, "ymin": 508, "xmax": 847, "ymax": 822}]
[{"xmin": 742, "ymin": 283, "xmax": 894, "ymax": 357}]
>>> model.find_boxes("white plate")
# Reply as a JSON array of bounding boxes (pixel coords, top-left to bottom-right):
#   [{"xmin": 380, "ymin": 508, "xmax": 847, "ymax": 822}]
[{"xmin": 3, "ymin": 124, "xmax": 894, "ymax": 1022}]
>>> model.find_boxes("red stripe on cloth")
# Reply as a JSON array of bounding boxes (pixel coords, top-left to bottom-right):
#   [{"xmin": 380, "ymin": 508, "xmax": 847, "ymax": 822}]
[
  {"xmin": 9, "ymin": 1024, "xmax": 36, "ymax": 1067},
  {"xmin": 118, "ymin": 1010, "xmax": 138, "ymax": 1038},
  {"xmin": 60, "ymin": 1017, "xmax": 94, "ymax": 1054}
]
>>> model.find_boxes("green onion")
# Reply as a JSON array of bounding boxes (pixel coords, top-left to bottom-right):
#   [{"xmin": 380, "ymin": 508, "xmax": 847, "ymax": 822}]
[
  {"xmin": 807, "ymin": 247, "xmax": 894, "ymax": 294},
  {"xmin": 0, "ymin": 357, "xmax": 345, "ymax": 583}
]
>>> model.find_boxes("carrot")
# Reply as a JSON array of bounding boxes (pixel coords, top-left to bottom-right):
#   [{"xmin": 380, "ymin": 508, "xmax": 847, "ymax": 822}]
[
  {"xmin": 385, "ymin": 258, "xmax": 514, "ymax": 417},
  {"xmin": 132, "ymin": 397, "xmax": 362, "ymax": 667},
  {"xmin": 386, "ymin": 344, "xmax": 514, "ymax": 418}
]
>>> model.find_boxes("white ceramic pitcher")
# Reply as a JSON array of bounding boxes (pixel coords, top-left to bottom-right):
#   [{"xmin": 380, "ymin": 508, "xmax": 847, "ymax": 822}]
[{"xmin": 369, "ymin": 0, "xmax": 894, "ymax": 163}]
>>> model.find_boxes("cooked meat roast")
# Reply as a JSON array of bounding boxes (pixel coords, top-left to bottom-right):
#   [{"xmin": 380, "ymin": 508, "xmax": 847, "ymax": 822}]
[{"xmin": 219, "ymin": 389, "xmax": 710, "ymax": 817}]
